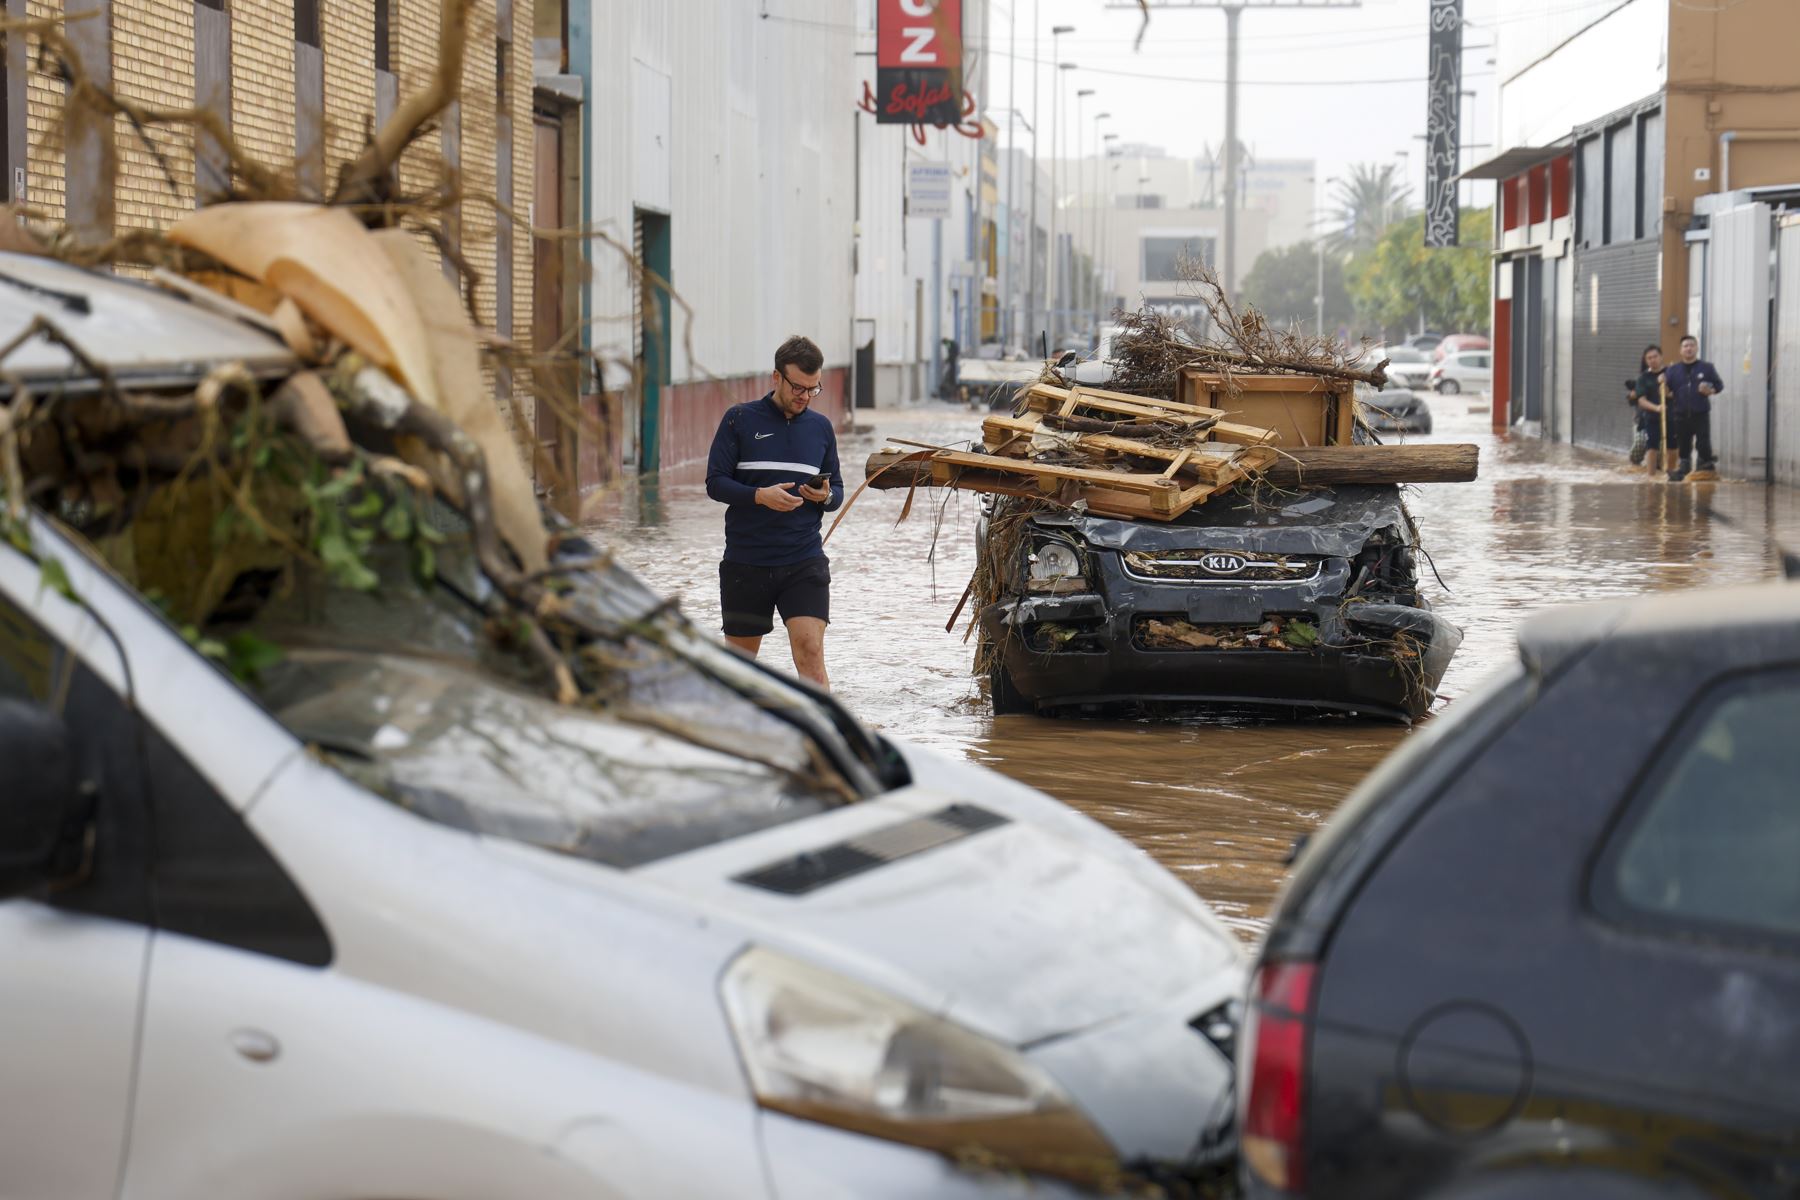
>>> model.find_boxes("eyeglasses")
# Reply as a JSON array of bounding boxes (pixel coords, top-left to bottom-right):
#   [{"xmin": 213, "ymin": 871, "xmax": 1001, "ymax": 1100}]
[{"xmin": 779, "ymin": 371, "xmax": 823, "ymax": 399}]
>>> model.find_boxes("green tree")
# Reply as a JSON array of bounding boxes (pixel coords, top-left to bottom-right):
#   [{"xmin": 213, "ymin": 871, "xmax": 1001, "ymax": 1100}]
[
  {"xmin": 1349, "ymin": 208, "xmax": 1493, "ymax": 340},
  {"xmin": 1240, "ymin": 241, "xmax": 1354, "ymax": 334},
  {"xmin": 1327, "ymin": 162, "xmax": 1413, "ymax": 256}
]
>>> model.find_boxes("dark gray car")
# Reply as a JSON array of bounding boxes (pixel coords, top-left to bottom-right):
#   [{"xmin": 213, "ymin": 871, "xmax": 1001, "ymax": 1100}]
[{"xmin": 977, "ymin": 485, "xmax": 1462, "ymax": 722}]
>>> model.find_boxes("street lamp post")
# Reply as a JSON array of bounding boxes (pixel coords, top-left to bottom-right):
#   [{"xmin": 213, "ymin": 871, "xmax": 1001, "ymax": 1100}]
[
  {"xmin": 1075, "ymin": 87, "xmax": 1093, "ymax": 342},
  {"xmin": 1047, "ymin": 26, "xmax": 1073, "ymax": 350}
]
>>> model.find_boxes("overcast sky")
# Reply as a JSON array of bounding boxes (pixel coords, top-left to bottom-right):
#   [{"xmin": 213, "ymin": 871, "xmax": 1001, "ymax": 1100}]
[{"xmin": 980, "ymin": 0, "xmax": 1505, "ymax": 212}]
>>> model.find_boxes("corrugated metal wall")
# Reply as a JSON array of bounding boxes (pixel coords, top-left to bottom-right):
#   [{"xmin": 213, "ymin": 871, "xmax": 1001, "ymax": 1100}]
[
  {"xmin": 1773, "ymin": 215, "xmax": 1800, "ymax": 485},
  {"xmin": 1705, "ymin": 201, "xmax": 1772, "ymax": 481},
  {"xmin": 586, "ymin": 0, "xmax": 857, "ymax": 388},
  {"xmin": 1571, "ymin": 239, "xmax": 1661, "ymax": 451}
]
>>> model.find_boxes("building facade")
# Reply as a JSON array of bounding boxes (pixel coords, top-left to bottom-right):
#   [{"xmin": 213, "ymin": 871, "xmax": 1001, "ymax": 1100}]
[
  {"xmin": 9, "ymin": 0, "xmax": 535, "ymax": 415},
  {"xmin": 1476, "ymin": 0, "xmax": 1800, "ymax": 484}
]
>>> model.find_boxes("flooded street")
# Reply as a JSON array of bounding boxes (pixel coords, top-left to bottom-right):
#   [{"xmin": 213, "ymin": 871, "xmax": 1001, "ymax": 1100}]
[{"xmin": 587, "ymin": 400, "xmax": 1800, "ymax": 937}]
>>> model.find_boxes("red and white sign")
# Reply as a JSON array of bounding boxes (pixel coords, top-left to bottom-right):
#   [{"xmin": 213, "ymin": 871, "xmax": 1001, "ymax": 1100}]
[
  {"xmin": 877, "ymin": 0, "xmax": 963, "ymax": 70},
  {"xmin": 874, "ymin": 0, "xmax": 963, "ymax": 125}
]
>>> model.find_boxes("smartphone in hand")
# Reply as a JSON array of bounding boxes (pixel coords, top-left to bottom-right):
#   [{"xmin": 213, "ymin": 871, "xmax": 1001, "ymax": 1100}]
[{"xmin": 808, "ymin": 473, "xmax": 829, "ymax": 490}]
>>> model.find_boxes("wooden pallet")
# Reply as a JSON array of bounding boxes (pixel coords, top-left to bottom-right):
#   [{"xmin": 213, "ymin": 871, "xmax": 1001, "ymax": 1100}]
[
  {"xmin": 1020, "ymin": 383, "xmax": 1277, "ymax": 447},
  {"xmin": 981, "ymin": 412, "xmax": 1270, "ymax": 486}
]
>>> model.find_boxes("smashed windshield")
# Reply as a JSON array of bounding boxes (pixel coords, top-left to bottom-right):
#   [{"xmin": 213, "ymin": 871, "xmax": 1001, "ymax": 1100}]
[{"xmin": 261, "ymin": 649, "xmax": 834, "ymax": 868}]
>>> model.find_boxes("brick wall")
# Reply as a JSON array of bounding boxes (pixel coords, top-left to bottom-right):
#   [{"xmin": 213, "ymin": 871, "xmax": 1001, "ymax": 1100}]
[{"xmin": 16, "ymin": 0, "xmax": 532, "ymax": 399}]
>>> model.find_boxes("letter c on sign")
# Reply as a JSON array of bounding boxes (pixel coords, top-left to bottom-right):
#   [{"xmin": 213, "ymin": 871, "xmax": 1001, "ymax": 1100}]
[{"xmin": 899, "ymin": 0, "xmax": 935, "ymax": 14}]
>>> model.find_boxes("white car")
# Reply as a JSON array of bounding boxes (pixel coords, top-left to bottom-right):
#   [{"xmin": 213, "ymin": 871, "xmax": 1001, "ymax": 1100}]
[
  {"xmin": 1378, "ymin": 345, "xmax": 1435, "ymax": 390},
  {"xmin": 1428, "ymin": 349, "xmax": 1493, "ymax": 394},
  {"xmin": 0, "ymin": 255, "xmax": 1243, "ymax": 1199}
]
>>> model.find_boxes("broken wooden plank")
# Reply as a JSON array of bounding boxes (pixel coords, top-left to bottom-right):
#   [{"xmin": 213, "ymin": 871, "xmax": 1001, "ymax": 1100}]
[
  {"xmin": 1021, "ymin": 387, "xmax": 1276, "ymax": 446},
  {"xmin": 980, "ymin": 413, "xmax": 1245, "ymax": 484},
  {"xmin": 1257, "ymin": 443, "xmax": 1480, "ymax": 486}
]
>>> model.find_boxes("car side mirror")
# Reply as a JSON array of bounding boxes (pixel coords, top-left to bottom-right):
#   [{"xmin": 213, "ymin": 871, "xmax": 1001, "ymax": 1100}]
[
  {"xmin": 1055, "ymin": 351, "xmax": 1078, "ymax": 368},
  {"xmin": 0, "ymin": 699, "xmax": 95, "ymax": 898}
]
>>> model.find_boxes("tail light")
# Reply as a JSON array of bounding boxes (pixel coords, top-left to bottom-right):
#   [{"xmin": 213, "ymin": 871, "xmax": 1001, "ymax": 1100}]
[{"xmin": 1240, "ymin": 960, "xmax": 1317, "ymax": 1193}]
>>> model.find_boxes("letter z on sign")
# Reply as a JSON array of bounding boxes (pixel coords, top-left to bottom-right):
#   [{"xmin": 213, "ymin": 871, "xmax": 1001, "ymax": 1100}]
[{"xmin": 878, "ymin": 0, "xmax": 961, "ymax": 70}]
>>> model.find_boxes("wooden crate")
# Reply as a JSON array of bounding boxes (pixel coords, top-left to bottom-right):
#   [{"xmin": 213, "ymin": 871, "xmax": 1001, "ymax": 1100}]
[{"xmin": 1177, "ymin": 370, "xmax": 1356, "ymax": 447}]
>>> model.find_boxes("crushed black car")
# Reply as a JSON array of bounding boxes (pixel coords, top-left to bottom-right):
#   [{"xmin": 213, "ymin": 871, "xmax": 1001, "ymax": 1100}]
[
  {"xmin": 976, "ymin": 485, "xmax": 1462, "ymax": 722},
  {"xmin": 1358, "ymin": 379, "xmax": 1434, "ymax": 435}
]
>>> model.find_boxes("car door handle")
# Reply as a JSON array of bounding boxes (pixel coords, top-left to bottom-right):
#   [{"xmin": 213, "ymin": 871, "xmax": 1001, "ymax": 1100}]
[{"xmin": 229, "ymin": 1028, "xmax": 281, "ymax": 1064}]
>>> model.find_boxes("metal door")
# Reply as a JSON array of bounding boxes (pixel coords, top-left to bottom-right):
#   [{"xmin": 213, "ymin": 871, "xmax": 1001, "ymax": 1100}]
[
  {"xmin": 1774, "ymin": 215, "xmax": 1800, "ymax": 486},
  {"xmin": 1705, "ymin": 202, "xmax": 1772, "ymax": 481},
  {"xmin": 534, "ymin": 114, "xmax": 571, "ymax": 486}
]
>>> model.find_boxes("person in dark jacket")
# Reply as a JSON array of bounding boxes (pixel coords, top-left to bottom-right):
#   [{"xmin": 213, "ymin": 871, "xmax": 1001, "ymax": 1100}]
[
  {"xmin": 705, "ymin": 335, "xmax": 843, "ymax": 688},
  {"xmin": 1630, "ymin": 344, "xmax": 1669, "ymax": 477},
  {"xmin": 1663, "ymin": 334, "xmax": 1725, "ymax": 482}
]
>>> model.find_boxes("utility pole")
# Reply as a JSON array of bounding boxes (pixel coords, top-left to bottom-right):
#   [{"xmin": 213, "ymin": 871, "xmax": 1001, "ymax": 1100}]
[{"xmin": 1104, "ymin": 0, "xmax": 1361, "ymax": 298}]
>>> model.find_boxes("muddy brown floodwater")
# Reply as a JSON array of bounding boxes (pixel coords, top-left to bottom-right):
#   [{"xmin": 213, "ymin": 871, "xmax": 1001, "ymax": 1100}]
[{"xmin": 587, "ymin": 399, "xmax": 1800, "ymax": 938}]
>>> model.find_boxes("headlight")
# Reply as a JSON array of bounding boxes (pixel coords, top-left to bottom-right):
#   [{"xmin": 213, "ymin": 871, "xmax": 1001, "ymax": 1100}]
[
  {"xmin": 1027, "ymin": 541, "xmax": 1083, "ymax": 590},
  {"xmin": 721, "ymin": 947, "xmax": 1116, "ymax": 1180}
]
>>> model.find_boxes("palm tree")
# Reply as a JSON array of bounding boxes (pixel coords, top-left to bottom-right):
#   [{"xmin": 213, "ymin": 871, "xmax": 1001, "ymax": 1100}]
[{"xmin": 1326, "ymin": 162, "xmax": 1413, "ymax": 256}]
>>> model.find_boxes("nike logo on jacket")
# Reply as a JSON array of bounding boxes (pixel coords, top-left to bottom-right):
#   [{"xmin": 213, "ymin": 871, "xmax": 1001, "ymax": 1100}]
[{"xmin": 706, "ymin": 393, "xmax": 845, "ymax": 566}]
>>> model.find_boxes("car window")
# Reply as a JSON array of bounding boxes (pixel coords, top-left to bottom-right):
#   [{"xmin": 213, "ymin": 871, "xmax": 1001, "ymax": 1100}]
[{"xmin": 1597, "ymin": 668, "xmax": 1800, "ymax": 945}]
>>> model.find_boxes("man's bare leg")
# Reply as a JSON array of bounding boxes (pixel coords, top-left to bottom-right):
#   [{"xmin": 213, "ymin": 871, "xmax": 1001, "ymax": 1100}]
[
  {"xmin": 725, "ymin": 634, "xmax": 763, "ymax": 658},
  {"xmin": 786, "ymin": 617, "xmax": 829, "ymax": 690}
]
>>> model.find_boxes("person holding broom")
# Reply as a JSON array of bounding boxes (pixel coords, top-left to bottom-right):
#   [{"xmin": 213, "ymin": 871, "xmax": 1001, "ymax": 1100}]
[{"xmin": 1631, "ymin": 345, "xmax": 1669, "ymax": 478}]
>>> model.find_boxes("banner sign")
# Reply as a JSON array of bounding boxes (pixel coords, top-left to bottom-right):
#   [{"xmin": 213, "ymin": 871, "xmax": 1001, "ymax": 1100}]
[
  {"xmin": 876, "ymin": 0, "xmax": 963, "ymax": 125},
  {"xmin": 1425, "ymin": 0, "xmax": 1463, "ymax": 247},
  {"xmin": 908, "ymin": 161, "xmax": 952, "ymax": 219}
]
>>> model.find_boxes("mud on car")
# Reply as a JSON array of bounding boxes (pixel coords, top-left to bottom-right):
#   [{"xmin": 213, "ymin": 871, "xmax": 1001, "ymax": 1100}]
[{"xmin": 976, "ymin": 485, "xmax": 1462, "ymax": 722}]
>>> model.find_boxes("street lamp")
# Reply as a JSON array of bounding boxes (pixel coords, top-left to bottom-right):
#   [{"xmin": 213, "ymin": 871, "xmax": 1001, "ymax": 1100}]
[
  {"xmin": 1091, "ymin": 110, "xmax": 1111, "ymax": 338},
  {"xmin": 1047, "ymin": 26, "xmax": 1073, "ymax": 347},
  {"xmin": 1075, "ymin": 87, "xmax": 1094, "ymax": 341}
]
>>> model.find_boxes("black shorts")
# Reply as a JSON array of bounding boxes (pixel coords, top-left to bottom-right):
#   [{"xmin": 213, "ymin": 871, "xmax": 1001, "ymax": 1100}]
[{"xmin": 719, "ymin": 556, "xmax": 831, "ymax": 637}]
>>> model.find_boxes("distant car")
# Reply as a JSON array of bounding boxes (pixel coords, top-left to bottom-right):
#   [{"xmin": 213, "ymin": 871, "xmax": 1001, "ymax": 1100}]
[
  {"xmin": 1062, "ymin": 324, "xmax": 1126, "ymax": 387},
  {"xmin": 1239, "ymin": 581, "xmax": 1800, "ymax": 1199},
  {"xmin": 1358, "ymin": 379, "xmax": 1432, "ymax": 435},
  {"xmin": 1403, "ymin": 333, "xmax": 1444, "ymax": 353},
  {"xmin": 1427, "ymin": 350, "xmax": 1491, "ymax": 394},
  {"xmin": 1431, "ymin": 333, "xmax": 1490, "ymax": 362},
  {"xmin": 1378, "ymin": 346, "xmax": 1435, "ymax": 390}
]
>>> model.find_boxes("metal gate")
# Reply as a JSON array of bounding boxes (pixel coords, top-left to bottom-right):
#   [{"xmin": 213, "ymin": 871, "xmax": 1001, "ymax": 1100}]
[
  {"xmin": 1571, "ymin": 240, "xmax": 1661, "ymax": 451},
  {"xmin": 1774, "ymin": 214, "xmax": 1800, "ymax": 486},
  {"xmin": 1705, "ymin": 201, "xmax": 1772, "ymax": 481}
]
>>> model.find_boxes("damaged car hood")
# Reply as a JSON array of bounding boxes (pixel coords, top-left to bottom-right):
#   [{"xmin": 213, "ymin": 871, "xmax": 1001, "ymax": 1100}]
[
  {"xmin": 633, "ymin": 769, "xmax": 1244, "ymax": 1046},
  {"xmin": 1036, "ymin": 484, "xmax": 1410, "ymax": 558}
]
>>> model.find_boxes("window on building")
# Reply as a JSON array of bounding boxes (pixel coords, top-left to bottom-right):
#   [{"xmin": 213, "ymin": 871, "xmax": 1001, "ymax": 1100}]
[
  {"xmin": 1605, "ymin": 119, "xmax": 1637, "ymax": 242},
  {"xmin": 1141, "ymin": 235, "xmax": 1214, "ymax": 282},
  {"xmin": 295, "ymin": 0, "xmax": 319, "ymax": 47},
  {"xmin": 1638, "ymin": 108, "xmax": 1664, "ymax": 242},
  {"xmin": 375, "ymin": 0, "xmax": 391, "ymax": 72},
  {"xmin": 1599, "ymin": 669, "xmax": 1800, "ymax": 944},
  {"xmin": 1577, "ymin": 135, "xmax": 1603, "ymax": 248}
]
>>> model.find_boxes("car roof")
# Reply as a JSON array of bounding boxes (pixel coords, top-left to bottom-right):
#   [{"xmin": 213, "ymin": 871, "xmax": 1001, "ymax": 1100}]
[
  {"xmin": 1519, "ymin": 581, "xmax": 1800, "ymax": 679},
  {"xmin": 0, "ymin": 251, "xmax": 294, "ymax": 391}
]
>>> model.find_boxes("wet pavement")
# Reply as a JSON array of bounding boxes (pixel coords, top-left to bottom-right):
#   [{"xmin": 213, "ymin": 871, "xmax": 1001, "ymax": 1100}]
[{"xmin": 585, "ymin": 398, "xmax": 1800, "ymax": 938}]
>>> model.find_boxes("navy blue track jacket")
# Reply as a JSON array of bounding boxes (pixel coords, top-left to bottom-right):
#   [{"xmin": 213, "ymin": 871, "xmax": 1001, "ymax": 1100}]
[
  {"xmin": 706, "ymin": 393, "xmax": 845, "ymax": 566},
  {"xmin": 1664, "ymin": 359, "xmax": 1725, "ymax": 415}
]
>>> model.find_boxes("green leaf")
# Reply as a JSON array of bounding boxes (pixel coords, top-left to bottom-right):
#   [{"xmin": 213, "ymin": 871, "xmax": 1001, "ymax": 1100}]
[
  {"xmin": 37, "ymin": 555, "xmax": 78, "ymax": 603},
  {"xmin": 194, "ymin": 636, "xmax": 228, "ymax": 661},
  {"xmin": 1286, "ymin": 619, "xmax": 1320, "ymax": 648},
  {"xmin": 347, "ymin": 489, "xmax": 384, "ymax": 522},
  {"xmin": 318, "ymin": 529, "xmax": 380, "ymax": 591},
  {"xmin": 411, "ymin": 537, "xmax": 436, "ymax": 584},
  {"xmin": 380, "ymin": 501, "xmax": 413, "ymax": 541},
  {"xmin": 224, "ymin": 632, "xmax": 285, "ymax": 683}
]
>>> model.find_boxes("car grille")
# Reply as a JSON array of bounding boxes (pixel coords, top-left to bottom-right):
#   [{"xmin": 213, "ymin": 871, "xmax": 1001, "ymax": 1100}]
[{"xmin": 1122, "ymin": 549, "xmax": 1323, "ymax": 584}]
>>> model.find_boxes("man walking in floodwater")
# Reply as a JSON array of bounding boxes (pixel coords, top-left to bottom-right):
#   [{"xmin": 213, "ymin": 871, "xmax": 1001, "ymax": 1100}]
[
  {"xmin": 705, "ymin": 335, "xmax": 843, "ymax": 689},
  {"xmin": 1664, "ymin": 334, "xmax": 1725, "ymax": 482}
]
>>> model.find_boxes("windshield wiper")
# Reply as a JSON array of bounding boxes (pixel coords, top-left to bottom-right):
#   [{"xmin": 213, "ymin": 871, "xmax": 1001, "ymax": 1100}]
[{"xmin": 0, "ymin": 271, "xmax": 92, "ymax": 315}]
